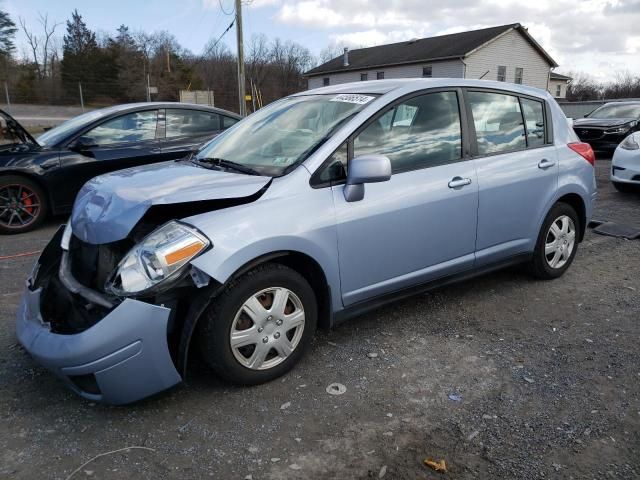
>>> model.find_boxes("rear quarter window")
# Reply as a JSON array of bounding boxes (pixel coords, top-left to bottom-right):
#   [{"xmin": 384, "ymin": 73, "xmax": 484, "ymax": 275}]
[{"xmin": 520, "ymin": 98, "xmax": 546, "ymax": 148}]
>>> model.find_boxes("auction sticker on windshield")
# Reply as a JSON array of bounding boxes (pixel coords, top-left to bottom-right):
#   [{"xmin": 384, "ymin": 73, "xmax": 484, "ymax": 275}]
[{"xmin": 330, "ymin": 94, "xmax": 375, "ymax": 104}]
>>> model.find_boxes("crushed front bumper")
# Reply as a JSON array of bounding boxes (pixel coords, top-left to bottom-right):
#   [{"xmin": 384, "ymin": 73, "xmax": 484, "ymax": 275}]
[{"xmin": 15, "ymin": 227, "xmax": 182, "ymax": 405}]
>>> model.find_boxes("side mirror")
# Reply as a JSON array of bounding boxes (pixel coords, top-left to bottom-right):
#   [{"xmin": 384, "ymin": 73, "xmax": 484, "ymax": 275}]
[
  {"xmin": 343, "ymin": 154, "xmax": 392, "ymax": 202},
  {"xmin": 69, "ymin": 137, "xmax": 98, "ymax": 152}
]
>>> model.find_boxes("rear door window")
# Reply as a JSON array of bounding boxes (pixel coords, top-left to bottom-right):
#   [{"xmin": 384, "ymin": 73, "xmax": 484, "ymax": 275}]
[
  {"xmin": 467, "ymin": 91, "xmax": 526, "ymax": 155},
  {"xmin": 520, "ymin": 98, "xmax": 546, "ymax": 148},
  {"xmin": 166, "ymin": 109, "xmax": 221, "ymax": 138}
]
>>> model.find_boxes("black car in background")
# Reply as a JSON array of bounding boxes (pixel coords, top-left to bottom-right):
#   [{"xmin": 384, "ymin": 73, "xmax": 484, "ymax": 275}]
[
  {"xmin": 0, "ymin": 103, "xmax": 241, "ymax": 233},
  {"xmin": 573, "ymin": 101, "xmax": 640, "ymax": 156}
]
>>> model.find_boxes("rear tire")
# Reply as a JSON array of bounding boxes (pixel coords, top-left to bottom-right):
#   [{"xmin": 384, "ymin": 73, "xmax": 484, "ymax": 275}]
[
  {"xmin": 0, "ymin": 175, "xmax": 48, "ymax": 234},
  {"xmin": 197, "ymin": 263, "xmax": 317, "ymax": 385},
  {"xmin": 528, "ymin": 202, "xmax": 580, "ymax": 280},
  {"xmin": 612, "ymin": 181, "xmax": 636, "ymax": 193}
]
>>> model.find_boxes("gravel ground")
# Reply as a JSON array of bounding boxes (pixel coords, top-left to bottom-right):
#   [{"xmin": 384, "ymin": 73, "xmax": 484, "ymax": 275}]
[{"xmin": 0, "ymin": 160, "xmax": 638, "ymax": 479}]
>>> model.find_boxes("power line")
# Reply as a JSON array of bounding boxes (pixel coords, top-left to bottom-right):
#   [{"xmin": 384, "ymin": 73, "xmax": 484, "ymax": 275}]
[
  {"xmin": 204, "ymin": 18, "xmax": 235, "ymax": 57},
  {"xmin": 219, "ymin": 0, "xmax": 235, "ymax": 15}
]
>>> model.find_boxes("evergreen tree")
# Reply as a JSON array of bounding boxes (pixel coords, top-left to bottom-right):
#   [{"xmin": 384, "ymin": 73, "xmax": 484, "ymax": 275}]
[
  {"xmin": 0, "ymin": 9, "xmax": 17, "ymax": 58},
  {"xmin": 60, "ymin": 10, "xmax": 104, "ymax": 101}
]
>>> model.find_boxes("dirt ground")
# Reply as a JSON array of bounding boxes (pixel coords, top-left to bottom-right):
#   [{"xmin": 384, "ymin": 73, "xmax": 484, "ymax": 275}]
[{"xmin": 0, "ymin": 160, "xmax": 638, "ymax": 479}]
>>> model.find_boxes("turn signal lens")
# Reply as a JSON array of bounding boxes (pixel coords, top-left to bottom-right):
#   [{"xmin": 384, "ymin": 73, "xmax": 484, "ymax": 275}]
[{"xmin": 165, "ymin": 240, "xmax": 207, "ymax": 266}]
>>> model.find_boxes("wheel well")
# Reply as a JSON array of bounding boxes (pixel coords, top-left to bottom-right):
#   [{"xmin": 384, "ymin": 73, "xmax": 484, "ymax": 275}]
[
  {"xmin": 557, "ymin": 193, "xmax": 586, "ymax": 241},
  {"xmin": 230, "ymin": 251, "xmax": 333, "ymax": 331}
]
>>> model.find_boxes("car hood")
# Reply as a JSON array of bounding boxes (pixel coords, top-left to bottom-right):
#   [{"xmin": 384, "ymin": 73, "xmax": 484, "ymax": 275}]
[
  {"xmin": 71, "ymin": 160, "xmax": 271, "ymax": 244},
  {"xmin": 573, "ymin": 117, "xmax": 636, "ymax": 128},
  {"xmin": 0, "ymin": 108, "xmax": 38, "ymax": 147}
]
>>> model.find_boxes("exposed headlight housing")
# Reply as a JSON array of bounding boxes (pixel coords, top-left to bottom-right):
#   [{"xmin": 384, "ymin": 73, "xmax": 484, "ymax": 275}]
[
  {"xmin": 105, "ymin": 221, "xmax": 210, "ymax": 296},
  {"xmin": 620, "ymin": 133, "xmax": 640, "ymax": 150},
  {"xmin": 606, "ymin": 120, "xmax": 637, "ymax": 135}
]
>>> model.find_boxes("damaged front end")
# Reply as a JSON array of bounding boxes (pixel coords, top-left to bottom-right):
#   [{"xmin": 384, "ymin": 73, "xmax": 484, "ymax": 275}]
[
  {"xmin": 16, "ymin": 222, "xmax": 219, "ymax": 404},
  {"xmin": 16, "ymin": 162, "xmax": 272, "ymax": 404}
]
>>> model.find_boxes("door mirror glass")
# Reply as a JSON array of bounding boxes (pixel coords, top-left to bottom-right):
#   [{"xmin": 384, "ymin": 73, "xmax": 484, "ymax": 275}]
[
  {"xmin": 344, "ymin": 154, "xmax": 391, "ymax": 202},
  {"xmin": 70, "ymin": 136, "xmax": 98, "ymax": 152}
]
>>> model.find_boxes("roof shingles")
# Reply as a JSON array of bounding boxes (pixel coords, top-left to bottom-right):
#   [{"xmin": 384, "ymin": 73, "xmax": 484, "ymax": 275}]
[{"xmin": 306, "ymin": 23, "xmax": 556, "ymax": 76}]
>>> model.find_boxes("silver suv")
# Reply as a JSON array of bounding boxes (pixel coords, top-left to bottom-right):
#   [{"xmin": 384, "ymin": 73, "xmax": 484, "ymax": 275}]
[{"xmin": 17, "ymin": 79, "xmax": 597, "ymax": 404}]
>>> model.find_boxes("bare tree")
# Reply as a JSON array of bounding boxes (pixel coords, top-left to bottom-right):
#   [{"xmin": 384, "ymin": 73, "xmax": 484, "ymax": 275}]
[{"xmin": 18, "ymin": 13, "xmax": 60, "ymax": 78}]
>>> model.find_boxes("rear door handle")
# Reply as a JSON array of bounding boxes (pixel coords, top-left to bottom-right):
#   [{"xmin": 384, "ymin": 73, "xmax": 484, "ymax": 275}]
[
  {"xmin": 448, "ymin": 176, "xmax": 472, "ymax": 188},
  {"xmin": 538, "ymin": 158, "xmax": 556, "ymax": 169}
]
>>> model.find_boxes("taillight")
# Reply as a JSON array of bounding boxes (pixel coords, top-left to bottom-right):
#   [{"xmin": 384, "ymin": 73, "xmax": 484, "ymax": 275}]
[{"xmin": 568, "ymin": 142, "xmax": 595, "ymax": 166}]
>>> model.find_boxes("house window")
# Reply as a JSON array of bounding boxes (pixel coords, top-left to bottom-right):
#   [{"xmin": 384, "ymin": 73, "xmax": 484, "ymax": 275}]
[
  {"xmin": 497, "ymin": 66, "xmax": 506, "ymax": 82},
  {"xmin": 361, "ymin": 73, "xmax": 368, "ymax": 81},
  {"xmin": 377, "ymin": 71, "xmax": 384, "ymax": 80},
  {"xmin": 422, "ymin": 65, "xmax": 433, "ymax": 78},
  {"xmin": 515, "ymin": 67, "xmax": 523, "ymax": 84},
  {"xmin": 556, "ymin": 84, "xmax": 562, "ymax": 97},
  {"xmin": 323, "ymin": 77, "xmax": 330, "ymax": 86}
]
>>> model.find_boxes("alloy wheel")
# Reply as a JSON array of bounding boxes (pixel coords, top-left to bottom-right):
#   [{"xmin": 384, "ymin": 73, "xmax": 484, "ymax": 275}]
[
  {"xmin": 229, "ymin": 287, "xmax": 305, "ymax": 370},
  {"xmin": 0, "ymin": 184, "xmax": 41, "ymax": 229},
  {"xmin": 544, "ymin": 215, "xmax": 576, "ymax": 269}
]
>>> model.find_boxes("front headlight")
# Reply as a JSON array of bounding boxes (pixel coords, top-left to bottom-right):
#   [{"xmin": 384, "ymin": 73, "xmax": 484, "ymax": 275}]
[
  {"xmin": 105, "ymin": 221, "xmax": 210, "ymax": 296},
  {"xmin": 620, "ymin": 133, "xmax": 640, "ymax": 151},
  {"xmin": 606, "ymin": 121, "xmax": 636, "ymax": 135}
]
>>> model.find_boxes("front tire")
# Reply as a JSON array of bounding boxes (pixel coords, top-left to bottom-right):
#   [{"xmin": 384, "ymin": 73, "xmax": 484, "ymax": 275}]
[
  {"xmin": 197, "ymin": 263, "xmax": 317, "ymax": 385},
  {"xmin": 612, "ymin": 181, "xmax": 636, "ymax": 193},
  {"xmin": 529, "ymin": 202, "xmax": 579, "ymax": 279},
  {"xmin": 0, "ymin": 175, "xmax": 48, "ymax": 234}
]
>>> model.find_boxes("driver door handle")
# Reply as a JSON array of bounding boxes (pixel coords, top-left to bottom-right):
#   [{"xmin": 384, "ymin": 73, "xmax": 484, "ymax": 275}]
[
  {"xmin": 448, "ymin": 176, "xmax": 472, "ymax": 188},
  {"xmin": 538, "ymin": 158, "xmax": 556, "ymax": 169}
]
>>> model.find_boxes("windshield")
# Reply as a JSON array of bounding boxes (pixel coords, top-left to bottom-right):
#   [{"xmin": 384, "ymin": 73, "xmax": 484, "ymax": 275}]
[
  {"xmin": 37, "ymin": 109, "xmax": 106, "ymax": 146},
  {"xmin": 588, "ymin": 104, "xmax": 640, "ymax": 119},
  {"xmin": 194, "ymin": 93, "xmax": 377, "ymax": 176}
]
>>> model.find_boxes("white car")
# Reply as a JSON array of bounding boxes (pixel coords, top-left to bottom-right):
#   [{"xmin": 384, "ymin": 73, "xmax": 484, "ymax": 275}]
[{"xmin": 611, "ymin": 132, "xmax": 640, "ymax": 192}]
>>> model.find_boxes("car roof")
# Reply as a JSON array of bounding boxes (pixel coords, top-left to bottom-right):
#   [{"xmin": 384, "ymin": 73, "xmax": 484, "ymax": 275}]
[
  {"xmin": 297, "ymin": 78, "xmax": 552, "ymax": 100},
  {"xmin": 89, "ymin": 102, "xmax": 242, "ymax": 119}
]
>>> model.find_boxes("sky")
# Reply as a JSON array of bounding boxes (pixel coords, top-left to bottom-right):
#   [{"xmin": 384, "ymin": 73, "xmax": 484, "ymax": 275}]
[{"xmin": 5, "ymin": 0, "xmax": 640, "ymax": 81}]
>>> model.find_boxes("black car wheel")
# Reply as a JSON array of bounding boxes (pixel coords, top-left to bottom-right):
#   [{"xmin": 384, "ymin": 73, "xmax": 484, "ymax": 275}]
[
  {"xmin": 0, "ymin": 175, "xmax": 48, "ymax": 234},
  {"xmin": 612, "ymin": 181, "xmax": 636, "ymax": 193}
]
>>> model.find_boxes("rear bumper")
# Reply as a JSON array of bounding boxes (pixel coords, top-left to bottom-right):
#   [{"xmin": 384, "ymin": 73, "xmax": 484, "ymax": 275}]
[{"xmin": 15, "ymin": 230, "xmax": 182, "ymax": 405}]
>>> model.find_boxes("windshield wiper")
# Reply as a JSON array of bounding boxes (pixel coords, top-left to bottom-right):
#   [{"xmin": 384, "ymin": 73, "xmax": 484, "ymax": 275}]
[{"xmin": 194, "ymin": 157, "xmax": 261, "ymax": 176}]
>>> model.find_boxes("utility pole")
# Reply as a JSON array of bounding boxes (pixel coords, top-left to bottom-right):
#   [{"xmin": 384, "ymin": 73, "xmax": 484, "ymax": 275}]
[
  {"xmin": 146, "ymin": 74, "xmax": 151, "ymax": 102},
  {"xmin": 235, "ymin": 0, "xmax": 246, "ymax": 116},
  {"xmin": 3, "ymin": 82, "xmax": 10, "ymax": 113},
  {"xmin": 78, "ymin": 82, "xmax": 84, "ymax": 112}
]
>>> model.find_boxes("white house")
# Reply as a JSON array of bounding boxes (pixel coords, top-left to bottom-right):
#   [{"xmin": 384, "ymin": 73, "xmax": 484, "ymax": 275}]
[
  {"xmin": 548, "ymin": 72, "xmax": 572, "ymax": 99},
  {"xmin": 305, "ymin": 24, "xmax": 560, "ymax": 92}
]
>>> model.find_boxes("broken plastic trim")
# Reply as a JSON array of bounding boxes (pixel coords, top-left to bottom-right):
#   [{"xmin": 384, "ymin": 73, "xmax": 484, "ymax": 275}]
[{"xmin": 58, "ymin": 251, "xmax": 115, "ymax": 309}]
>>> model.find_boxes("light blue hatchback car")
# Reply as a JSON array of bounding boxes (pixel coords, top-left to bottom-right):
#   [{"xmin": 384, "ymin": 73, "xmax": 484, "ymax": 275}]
[{"xmin": 17, "ymin": 79, "xmax": 597, "ymax": 404}]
